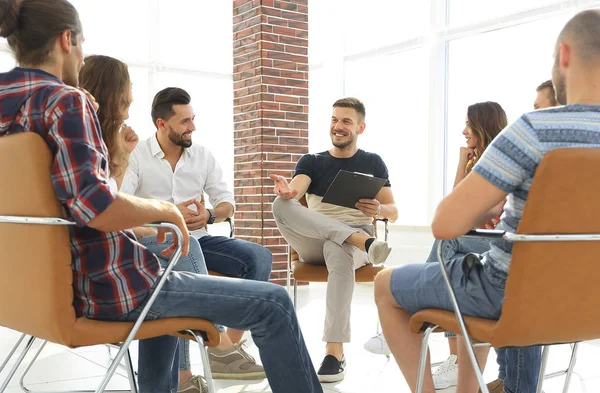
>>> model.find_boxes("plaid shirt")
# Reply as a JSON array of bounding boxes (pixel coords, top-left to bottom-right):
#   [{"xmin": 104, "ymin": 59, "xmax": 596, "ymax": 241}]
[{"xmin": 0, "ymin": 67, "xmax": 159, "ymax": 319}]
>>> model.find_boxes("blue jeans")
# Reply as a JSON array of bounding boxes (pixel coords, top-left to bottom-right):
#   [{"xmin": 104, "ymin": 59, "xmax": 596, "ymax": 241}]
[
  {"xmin": 497, "ymin": 346, "xmax": 542, "ymax": 393},
  {"xmin": 140, "ymin": 234, "xmax": 273, "ymax": 372},
  {"xmin": 198, "ymin": 235, "xmax": 272, "ymax": 282},
  {"xmin": 112, "ymin": 272, "xmax": 321, "ymax": 393},
  {"xmin": 138, "ymin": 235, "xmax": 224, "ymax": 372},
  {"xmin": 426, "ymin": 239, "xmax": 542, "ymax": 393},
  {"xmin": 426, "ymin": 238, "xmax": 491, "ymax": 263}
]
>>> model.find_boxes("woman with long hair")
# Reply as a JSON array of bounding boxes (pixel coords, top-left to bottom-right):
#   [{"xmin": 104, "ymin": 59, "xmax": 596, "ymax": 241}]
[
  {"xmin": 429, "ymin": 101, "xmax": 508, "ymax": 390},
  {"xmin": 365, "ymin": 102, "xmax": 508, "ymax": 391},
  {"xmin": 78, "ymin": 55, "xmax": 137, "ymax": 189}
]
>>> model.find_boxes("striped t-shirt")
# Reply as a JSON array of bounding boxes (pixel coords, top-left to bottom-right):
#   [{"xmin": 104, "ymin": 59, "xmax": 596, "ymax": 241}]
[{"xmin": 473, "ymin": 104, "xmax": 600, "ymax": 288}]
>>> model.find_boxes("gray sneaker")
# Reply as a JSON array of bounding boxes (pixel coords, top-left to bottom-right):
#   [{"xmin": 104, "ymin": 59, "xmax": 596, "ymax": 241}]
[
  {"xmin": 208, "ymin": 339, "xmax": 266, "ymax": 380},
  {"xmin": 177, "ymin": 375, "xmax": 207, "ymax": 393},
  {"xmin": 368, "ymin": 239, "xmax": 392, "ymax": 265}
]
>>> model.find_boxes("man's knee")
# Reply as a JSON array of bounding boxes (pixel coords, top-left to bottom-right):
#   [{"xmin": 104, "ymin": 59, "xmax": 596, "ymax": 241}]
[
  {"xmin": 374, "ymin": 268, "xmax": 395, "ymax": 309},
  {"xmin": 263, "ymin": 283, "xmax": 293, "ymax": 313},
  {"xmin": 244, "ymin": 241, "xmax": 273, "ymax": 276},
  {"xmin": 272, "ymin": 196, "xmax": 293, "ymax": 222}
]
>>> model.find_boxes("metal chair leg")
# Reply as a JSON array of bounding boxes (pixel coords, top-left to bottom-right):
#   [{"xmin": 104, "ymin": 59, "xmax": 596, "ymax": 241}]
[
  {"xmin": 184, "ymin": 330, "xmax": 215, "ymax": 393},
  {"xmin": 19, "ymin": 339, "xmax": 48, "ymax": 392},
  {"xmin": 0, "ymin": 335, "xmax": 36, "ymax": 393},
  {"xmin": 536, "ymin": 345, "xmax": 550, "ymax": 393},
  {"xmin": 562, "ymin": 342, "xmax": 579, "ymax": 393},
  {"xmin": 416, "ymin": 325, "xmax": 437, "ymax": 393},
  {"xmin": 293, "ymin": 279, "xmax": 298, "ymax": 310},
  {"xmin": 18, "ymin": 339, "xmax": 134, "ymax": 393},
  {"xmin": 0, "ymin": 333, "xmax": 27, "ymax": 375},
  {"xmin": 123, "ymin": 349, "xmax": 138, "ymax": 393},
  {"xmin": 286, "ymin": 245, "xmax": 291, "ymax": 295}
]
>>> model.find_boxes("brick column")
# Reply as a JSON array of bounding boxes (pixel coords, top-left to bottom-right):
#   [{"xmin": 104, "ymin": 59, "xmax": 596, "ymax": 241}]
[{"xmin": 233, "ymin": 0, "xmax": 308, "ymax": 285}]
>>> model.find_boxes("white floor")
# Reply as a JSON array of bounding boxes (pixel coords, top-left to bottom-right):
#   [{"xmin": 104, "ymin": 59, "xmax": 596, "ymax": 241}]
[{"xmin": 1, "ymin": 282, "xmax": 600, "ymax": 393}]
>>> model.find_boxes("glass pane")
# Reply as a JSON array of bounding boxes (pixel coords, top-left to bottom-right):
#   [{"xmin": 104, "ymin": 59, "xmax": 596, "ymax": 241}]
[
  {"xmin": 70, "ymin": 0, "xmax": 150, "ymax": 63},
  {"xmin": 343, "ymin": 49, "xmax": 430, "ymax": 226},
  {"xmin": 154, "ymin": 72, "xmax": 234, "ymax": 191},
  {"xmin": 341, "ymin": 0, "xmax": 430, "ymax": 55},
  {"xmin": 310, "ymin": 0, "xmax": 430, "ymax": 61},
  {"xmin": 157, "ymin": 0, "xmax": 232, "ymax": 74},
  {"xmin": 126, "ymin": 66, "xmax": 152, "ymax": 140},
  {"xmin": 0, "ymin": 50, "xmax": 15, "ymax": 72},
  {"xmin": 449, "ymin": 0, "xmax": 564, "ymax": 27},
  {"xmin": 446, "ymin": 13, "xmax": 571, "ymax": 192},
  {"xmin": 308, "ymin": 67, "xmax": 343, "ymax": 153}
]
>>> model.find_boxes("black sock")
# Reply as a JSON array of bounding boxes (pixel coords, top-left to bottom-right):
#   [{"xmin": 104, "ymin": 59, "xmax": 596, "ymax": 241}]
[{"xmin": 365, "ymin": 237, "xmax": 376, "ymax": 253}]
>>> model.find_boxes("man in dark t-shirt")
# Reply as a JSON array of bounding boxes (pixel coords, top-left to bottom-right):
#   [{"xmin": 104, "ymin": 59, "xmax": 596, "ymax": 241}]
[{"xmin": 271, "ymin": 97, "xmax": 398, "ymax": 383}]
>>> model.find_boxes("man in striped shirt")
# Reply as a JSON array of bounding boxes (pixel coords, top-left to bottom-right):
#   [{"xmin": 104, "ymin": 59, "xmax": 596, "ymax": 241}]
[{"xmin": 374, "ymin": 9, "xmax": 600, "ymax": 393}]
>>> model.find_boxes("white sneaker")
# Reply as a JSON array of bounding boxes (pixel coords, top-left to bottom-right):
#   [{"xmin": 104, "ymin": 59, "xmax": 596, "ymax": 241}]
[
  {"xmin": 367, "ymin": 240, "xmax": 392, "ymax": 265},
  {"xmin": 433, "ymin": 354, "xmax": 458, "ymax": 390},
  {"xmin": 363, "ymin": 333, "xmax": 391, "ymax": 356}
]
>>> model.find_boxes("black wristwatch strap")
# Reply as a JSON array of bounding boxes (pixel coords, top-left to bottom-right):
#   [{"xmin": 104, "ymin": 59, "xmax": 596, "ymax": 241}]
[{"xmin": 207, "ymin": 209, "xmax": 216, "ymax": 225}]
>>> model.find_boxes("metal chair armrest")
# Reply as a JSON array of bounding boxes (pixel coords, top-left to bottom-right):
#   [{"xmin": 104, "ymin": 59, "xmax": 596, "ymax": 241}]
[
  {"xmin": 0, "ymin": 215, "xmax": 76, "ymax": 226},
  {"xmin": 224, "ymin": 217, "xmax": 234, "ymax": 238},
  {"xmin": 375, "ymin": 218, "xmax": 389, "ymax": 241},
  {"xmin": 463, "ymin": 229, "xmax": 506, "ymax": 239}
]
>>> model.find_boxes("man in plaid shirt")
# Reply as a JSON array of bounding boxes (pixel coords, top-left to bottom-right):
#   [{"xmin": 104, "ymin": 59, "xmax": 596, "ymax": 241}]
[{"xmin": 0, "ymin": 1, "xmax": 322, "ymax": 393}]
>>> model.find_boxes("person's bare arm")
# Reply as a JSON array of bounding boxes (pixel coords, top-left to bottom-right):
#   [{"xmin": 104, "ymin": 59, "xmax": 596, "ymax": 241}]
[
  {"xmin": 432, "ymin": 172, "xmax": 508, "ymax": 240},
  {"xmin": 270, "ymin": 174, "xmax": 311, "ymax": 200},
  {"xmin": 355, "ymin": 186, "xmax": 399, "ymax": 222},
  {"xmin": 87, "ymin": 193, "xmax": 189, "ymax": 256},
  {"xmin": 453, "ymin": 147, "xmax": 475, "ymax": 189}
]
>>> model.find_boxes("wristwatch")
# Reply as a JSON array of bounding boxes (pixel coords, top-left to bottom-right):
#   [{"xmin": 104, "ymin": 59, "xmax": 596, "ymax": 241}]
[{"xmin": 207, "ymin": 209, "xmax": 216, "ymax": 225}]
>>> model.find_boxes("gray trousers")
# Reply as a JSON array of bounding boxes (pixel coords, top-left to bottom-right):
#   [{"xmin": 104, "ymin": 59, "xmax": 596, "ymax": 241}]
[{"xmin": 272, "ymin": 197, "xmax": 373, "ymax": 343}]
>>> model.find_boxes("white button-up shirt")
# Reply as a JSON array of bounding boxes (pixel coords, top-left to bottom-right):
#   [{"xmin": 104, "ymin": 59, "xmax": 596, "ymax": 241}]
[{"xmin": 121, "ymin": 134, "xmax": 235, "ymax": 238}]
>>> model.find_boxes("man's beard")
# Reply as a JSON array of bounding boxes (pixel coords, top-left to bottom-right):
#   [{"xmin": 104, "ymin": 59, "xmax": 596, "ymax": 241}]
[
  {"xmin": 331, "ymin": 133, "xmax": 355, "ymax": 149},
  {"xmin": 552, "ymin": 56, "xmax": 567, "ymax": 105},
  {"xmin": 554, "ymin": 76, "xmax": 567, "ymax": 105},
  {"xmin": 168, "ymin": 127, "xmax": 192, "ymax": 148}
]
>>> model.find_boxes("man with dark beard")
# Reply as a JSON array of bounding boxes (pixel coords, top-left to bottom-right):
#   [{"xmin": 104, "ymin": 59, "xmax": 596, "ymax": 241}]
[
  {"xmin": 122, "ymin": 87, "xmax": 271, "ymax": 387},
  {"xmin": 271, "ymin": 97, "xmax": 398, "ymax": 382}
]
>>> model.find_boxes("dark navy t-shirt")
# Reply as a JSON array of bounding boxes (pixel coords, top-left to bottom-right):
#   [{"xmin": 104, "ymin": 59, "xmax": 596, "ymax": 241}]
[{"xmin": 293, "ymin": 149, "xmax": 391, "ymax": 196}]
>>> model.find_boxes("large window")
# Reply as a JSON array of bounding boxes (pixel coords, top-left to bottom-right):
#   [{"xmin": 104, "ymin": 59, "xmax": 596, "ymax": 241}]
[
  {"xmin": 309, "ymin": 0, "xmax": 600, "ymax": 227},
  {"xmin": 446, "ymin": 13, "xmax": 572, "ymax": 192},
  {"xmin": 344, "ymin": 50, "xmax": 430, "ymax": 225},
  {"xmin": 0, "ymin": 0, "xmax": 234, "ymax": 190},
  {"xmin": 449, "ymin": 0, "xmax": 563, "ymax": 27}
]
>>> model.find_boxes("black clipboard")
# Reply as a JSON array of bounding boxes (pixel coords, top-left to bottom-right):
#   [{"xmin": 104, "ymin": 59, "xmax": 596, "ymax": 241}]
[{"xmin": 321, "ymin": 170, "xmax": 387, "ymax": 210}]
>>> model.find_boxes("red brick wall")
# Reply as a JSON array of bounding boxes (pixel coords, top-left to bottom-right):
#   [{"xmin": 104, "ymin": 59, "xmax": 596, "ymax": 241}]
[{"xmin": 233, "ymin": 0, "xmax": 308, "ymax": 285}]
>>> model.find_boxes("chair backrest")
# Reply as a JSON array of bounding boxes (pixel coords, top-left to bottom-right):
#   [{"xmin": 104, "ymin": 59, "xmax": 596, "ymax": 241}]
[
  {"xmin": 0, "ymin": 133, "xmax": 76, "ymax": 344},
  {"xmin": 490, "ymin": 148, "xmax": 600, "ymax": 347}
]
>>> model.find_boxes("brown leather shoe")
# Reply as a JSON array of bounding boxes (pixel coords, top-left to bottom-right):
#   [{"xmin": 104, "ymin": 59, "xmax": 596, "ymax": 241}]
[{"xmin": 479, "ymin": 379, "xmax": 504, "ymax": 393}]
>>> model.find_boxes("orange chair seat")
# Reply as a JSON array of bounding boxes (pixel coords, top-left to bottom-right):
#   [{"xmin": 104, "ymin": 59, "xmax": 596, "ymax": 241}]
[
  {"xmin": 409, "ymin": 309, "xmax": 497, "ymax": 344},
  {"xmin": 65, "ymin": 317, "xmax": 220, "ymax": 349},
  {"xmin": 291, "ymin": 260, "xmax": 385, "ymax": 283}
]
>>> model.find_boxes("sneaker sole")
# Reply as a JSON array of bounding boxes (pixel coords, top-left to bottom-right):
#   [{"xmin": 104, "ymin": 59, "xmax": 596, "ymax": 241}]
[
  {"xmin": 211, "ymin": 371, "xmax": 266, "ymax": 380},
  {"xmin": 434, "ymin": 381, "xmax": 458, "ymax": 390},
  {"xmin": 363, "ymin": 345, "xmax": 391, "ymax": 356},
  {"xmin": 318, "ymin": 370, "xmax": 346, "ymax": 383}
]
